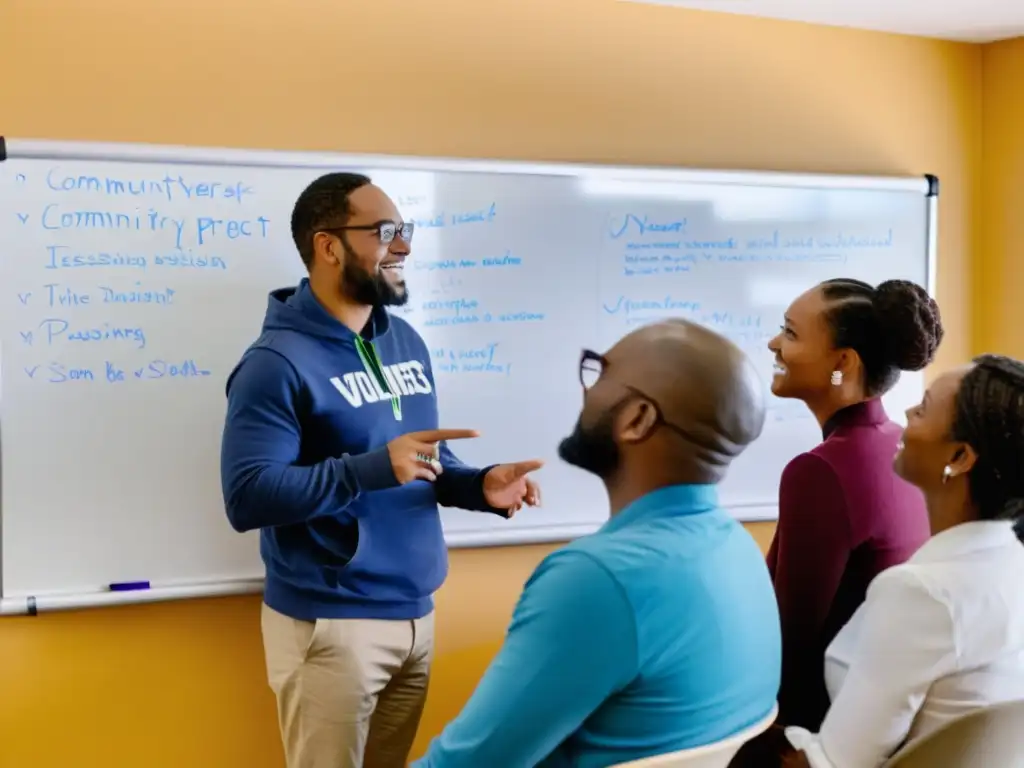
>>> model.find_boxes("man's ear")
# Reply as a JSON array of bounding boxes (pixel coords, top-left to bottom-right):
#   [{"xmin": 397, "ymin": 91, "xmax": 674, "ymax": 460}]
[
  {"xmin": 313, "ymin": 232, "xmax": 342, "ymax": 267},
  {"xmin": 618, "ymin": 400, "xmax": 658, "ymax": 444}
]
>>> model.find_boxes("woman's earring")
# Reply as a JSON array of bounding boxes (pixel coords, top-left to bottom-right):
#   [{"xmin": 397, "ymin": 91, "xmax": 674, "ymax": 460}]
[
  {"xmin": 830, "ymin": 370, "xmax": 843, "ymax": 386},
  {"xmin": 942, "ymin": 465, "xmax": 953, "ymax": 484}
]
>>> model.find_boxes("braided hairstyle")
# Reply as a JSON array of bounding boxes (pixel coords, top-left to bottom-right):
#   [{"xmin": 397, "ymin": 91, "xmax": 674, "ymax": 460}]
[
  {"xmin": 820, "ymin": 278, "xmax": 944, "ymax": 397},
  {"xmin": 951, "ymin": 354, "xmax": 1024, "ymax": 541}
]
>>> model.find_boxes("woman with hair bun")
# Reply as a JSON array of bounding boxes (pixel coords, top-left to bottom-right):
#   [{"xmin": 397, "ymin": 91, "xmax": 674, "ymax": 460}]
[
  {"xmin": 784, "ymin": 354, "xmax": 1024, "ymax": 767},
  {"xmin": 765, "ymin": 278, "xmax": 944, "ymax": 731}
]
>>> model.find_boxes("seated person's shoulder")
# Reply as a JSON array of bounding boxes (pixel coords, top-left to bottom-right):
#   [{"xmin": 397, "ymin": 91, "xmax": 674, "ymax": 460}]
[
  {"xmin": 779, "ymin": 450, "xmax": 847, "ymax": 511},
  {"xmin": 865, "ymin": 561, "xmax": 946, "ymax": 612},
  {"xmin": 518, "ymin": 546, "xmax": 639, "ymax": 651},
  {"xmin": 803, "ymin": 423, "xmax": 898, "ymax": 480},
  {"xmin": 547, "ymin": 531, "xmax": 652, "ymax": 584},
  {"xmin": 783, "ymin": 448, "xmax": 841, "ymax": 481},
  {"xmin": 533, "ymin": 541, "xmax": 617, "ymax": 587},
  {"xmin": 522, "ymin": 543, "xmax": 638, "ymax": 616}
]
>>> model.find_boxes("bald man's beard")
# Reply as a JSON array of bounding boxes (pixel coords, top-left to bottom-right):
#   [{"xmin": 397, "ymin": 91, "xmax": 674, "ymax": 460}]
[{"xmin": 558, "ymin": 407, "xmax": 620, "ymax": 480}]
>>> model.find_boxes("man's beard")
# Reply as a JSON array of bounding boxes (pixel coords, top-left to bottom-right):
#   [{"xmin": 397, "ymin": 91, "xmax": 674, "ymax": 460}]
[
  {"xmin": 558, "ymin": 405, "xmax": 621, "ymax": 480},
  {"xmin": 341, "ymin": 248, "xmax": 408, "ymax": 308}
]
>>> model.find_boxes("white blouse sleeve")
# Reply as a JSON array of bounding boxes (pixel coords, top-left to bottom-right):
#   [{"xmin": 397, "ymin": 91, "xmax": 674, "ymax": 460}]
[{"xmin": 786, "ymin": 567, "xmax": 957, "ymax": 767}]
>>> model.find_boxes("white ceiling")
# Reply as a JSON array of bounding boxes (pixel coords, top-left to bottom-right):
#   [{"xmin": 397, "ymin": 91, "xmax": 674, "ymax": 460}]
[{"xmin": 620, "ymin": 0, "xmax": 1024, "ymax": 42}]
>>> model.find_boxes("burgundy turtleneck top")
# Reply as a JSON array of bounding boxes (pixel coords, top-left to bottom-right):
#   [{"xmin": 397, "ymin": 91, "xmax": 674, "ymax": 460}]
[{"xmin": 767, "ymin": 398, "xmax": 931, "ymax": 730}]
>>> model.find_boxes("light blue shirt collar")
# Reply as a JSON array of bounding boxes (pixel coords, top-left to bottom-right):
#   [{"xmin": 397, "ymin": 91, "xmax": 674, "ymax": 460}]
[{"xmin": 602, "ymin": 484, "xmax": 719, "ymax": 534}]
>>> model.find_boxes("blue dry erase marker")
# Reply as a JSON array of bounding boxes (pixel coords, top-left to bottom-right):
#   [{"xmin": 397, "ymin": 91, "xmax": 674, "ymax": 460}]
[{"xmin": 109, "ymin": 581, "xmax": 150, "ymax": 591}]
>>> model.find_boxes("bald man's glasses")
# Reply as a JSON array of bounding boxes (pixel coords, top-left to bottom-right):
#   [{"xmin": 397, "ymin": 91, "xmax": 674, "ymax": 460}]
[
  {"xmin": 580, "ymin": 349, "xmax": 606, "ymax": 390},
  {"xmin": 581, "ymin": 348, "xmax": 659, "ymax": 401},
  {"xmin": 578, "ymin": 348, "xmax": 699, "ymax": 444}
]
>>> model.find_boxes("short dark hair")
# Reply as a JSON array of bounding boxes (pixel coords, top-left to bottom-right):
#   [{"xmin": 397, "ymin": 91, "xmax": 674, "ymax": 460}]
[
  {"xmin": 290, "ymin": 172, "xmax": 372, "ymax": 268},
  {"xmin": 952, "ymin": 354, "xmax": 1024, "ymax": 540},
  {"xmin": 819, "ymin": 278, "xmax": 944, "ymax": 397}
]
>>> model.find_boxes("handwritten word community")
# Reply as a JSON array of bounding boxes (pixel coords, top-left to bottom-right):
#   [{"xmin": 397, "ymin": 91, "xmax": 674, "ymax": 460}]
[{"xmin": 31, "ymin": 205, "xmax": 270, "ymax": 248}]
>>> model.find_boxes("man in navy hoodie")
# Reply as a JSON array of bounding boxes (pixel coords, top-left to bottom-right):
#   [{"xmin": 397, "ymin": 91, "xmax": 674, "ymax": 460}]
[{"xmin": 220, "ymin": 173, "xmax": 542, "ymax": 768}]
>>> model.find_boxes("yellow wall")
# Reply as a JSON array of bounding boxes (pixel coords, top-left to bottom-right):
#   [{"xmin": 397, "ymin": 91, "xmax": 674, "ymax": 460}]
[
  {"xmin": 0, "ymin": 0, "xmax": 990, "ymax": 765},
  {"xmin": 978, "ymin": 37, "xmax": 1024, "ymax": 356}
]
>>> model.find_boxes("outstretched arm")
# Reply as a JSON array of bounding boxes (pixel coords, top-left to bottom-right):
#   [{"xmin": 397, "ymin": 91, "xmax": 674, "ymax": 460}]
[{"xmin": 433, "ymin": 442, "xmax": 500, "ymax": 513}]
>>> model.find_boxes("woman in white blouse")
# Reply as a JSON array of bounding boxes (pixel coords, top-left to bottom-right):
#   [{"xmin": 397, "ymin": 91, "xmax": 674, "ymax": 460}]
[{"xmin": 783, "ymin": 354, "xmax": 1024, "ymax": 768}]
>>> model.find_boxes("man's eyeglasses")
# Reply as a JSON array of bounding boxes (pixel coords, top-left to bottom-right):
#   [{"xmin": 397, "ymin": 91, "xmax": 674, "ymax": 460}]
[
  {"xmin": 577, "ymin": 348, "xmax": 699, "ymax": 445},
  {"xmin": 580, "ymin": 348, "xmax": 606, "ymax": 390},
  {"xmin": 320, "ymin": 220, "xmax": 415, "ymax": 245}
]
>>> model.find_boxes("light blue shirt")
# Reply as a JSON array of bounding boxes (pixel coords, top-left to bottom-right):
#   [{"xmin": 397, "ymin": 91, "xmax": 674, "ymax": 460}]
[{"xmin": 414, "ymin": 484, "xmax": 782, "ymax": 768}]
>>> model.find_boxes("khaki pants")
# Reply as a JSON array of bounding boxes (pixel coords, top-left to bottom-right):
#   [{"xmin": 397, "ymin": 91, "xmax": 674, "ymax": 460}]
[{"xmin": 262, "ymin": 603, "xmax": 435, "ymax": 768}]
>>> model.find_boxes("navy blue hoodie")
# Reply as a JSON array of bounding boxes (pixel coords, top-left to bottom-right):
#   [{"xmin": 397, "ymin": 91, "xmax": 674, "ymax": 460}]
[{"xmin": 220, "ymin": 279, "xmax": 497, "ymax": 621}]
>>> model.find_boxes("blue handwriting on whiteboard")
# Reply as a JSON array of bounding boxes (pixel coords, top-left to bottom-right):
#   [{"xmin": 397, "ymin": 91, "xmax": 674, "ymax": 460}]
[
  {"xmin": 420, "ymin": 296, "xmax": 545, "ymax": 327},
  {"xmin": 602, "ymin": 295, "xmax": 701, "ymax": 316},
  {"xmin": 412, "ymin": 204, "xmax": 497, "ymax": 229},
  {"xmin": 422, "ymin": 298, "xmax": 479, "ymax": 316},
  {"xmin": 700, "ymin": 312, "xmax": 763, "ymax": 330},
  {"xmin": 452, "ymin": 203, "xmax": 497, "ymax": 225},
  {"xmin": 26, "ymin": 359, "xmax": 210, "ymax": 383},
  {"xmin": 712, "ymin": 252, "xmax": 846, "ymax": 264},
  {"xmin": 625, "ymin": 240, "xmax": 681, "ymax": 251},
  {"xmin": 415, "ymin": 259, "xmax": 476, "ymax": 271},
  {"xmin": 746, "ymin": 230, "xmax": 893, "ymax": 249},
  {"xmin": 415, "ymin": 250, "xmax": 522, "ymax": 271},
  {"xmin": 623, "ymin": 251, "xmax": 696, "ymax": 277},
  {"xmin": 609, "ymin": 214, "xmax": 687, "ymax": 239},
  {"xmin": 700, "ymin": 312, "xmax": 771, "ymax": 348},
  {"xmin": 45, "ymin": 245, "xmax": 227, "ymax": 271},
  {"xmin": 41, "ymin": 205, "xmax": 186, "ymax": 248},
  {"xmin": 101, "ymin": 284, "xmax": 175, "ymax": 304},
  {"xmin": 196, "ymin": 216, "xmax": 269, "ymax": 245},
  {"xmin": 134, "ymin": 359, "xmax": 211, "ymax": 379},
  {"xmin": 431, "ymin": 343, "xmax": 511, "ymax": 376},
  {"xmin": 38, "ymin": 318, "xmax": 147, "ymax": 348},
  {"xmin": 41, "ymin": 282, "xmax": 175, "ymax": 307},
  {"xmin": 46, "ymin": 168, "xmax": 253, "ymax": 203},
  {"xmin": 42, "ymin": 364, "xmax": 96, "ymax": 383}
]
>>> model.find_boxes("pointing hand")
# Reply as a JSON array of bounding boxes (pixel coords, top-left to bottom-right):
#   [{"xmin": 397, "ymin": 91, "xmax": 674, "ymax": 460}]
[
  {"xmin": 387, "ymin": 429, "xmax": 479, "ymax": 484},
  {"xmin": 483, "ymin": 460, "xmax": 544, "ymax": 516}
]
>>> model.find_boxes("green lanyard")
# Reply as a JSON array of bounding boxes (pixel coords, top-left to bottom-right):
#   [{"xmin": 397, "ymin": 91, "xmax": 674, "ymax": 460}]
[{"xmin": 354, "ymin": 335, "xmax": 402, "ymax": 421}]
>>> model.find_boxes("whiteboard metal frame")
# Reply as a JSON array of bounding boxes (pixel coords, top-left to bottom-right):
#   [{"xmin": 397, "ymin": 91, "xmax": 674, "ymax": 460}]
[
  {"xmin": 0, "ymin": 137, "xmax": 939, "ymax": 613},
  {"xmin": 3, "ymin": 137, "xmax": 932, "ymax": 190}
]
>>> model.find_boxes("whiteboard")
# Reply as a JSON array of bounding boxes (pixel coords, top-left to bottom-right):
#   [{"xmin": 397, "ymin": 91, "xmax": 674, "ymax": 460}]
[{"xmin": 0, "ymin": 138, "xmax": 937, "ymax": 600}]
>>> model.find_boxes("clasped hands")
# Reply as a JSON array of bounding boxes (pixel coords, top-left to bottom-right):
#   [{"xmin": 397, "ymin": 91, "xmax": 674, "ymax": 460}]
[{"xmin": 386, "ymin": 429, "xmax": 542, "ymax": 516}]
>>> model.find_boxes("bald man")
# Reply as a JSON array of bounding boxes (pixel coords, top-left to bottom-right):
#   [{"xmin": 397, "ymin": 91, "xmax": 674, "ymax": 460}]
[{"xmin": 414, "ymin": 321, "xmax": 782, "ymax": 768}]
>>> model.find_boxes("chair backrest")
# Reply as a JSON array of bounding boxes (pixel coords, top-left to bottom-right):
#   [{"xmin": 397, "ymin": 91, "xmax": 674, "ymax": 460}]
[
  {"xmin": 611, "ymin": 704, "xmax": 778, "ymax": 768},
  {"xmin": 882, "ymin": 699, "xmax": 1024, "ymax": 768}
]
